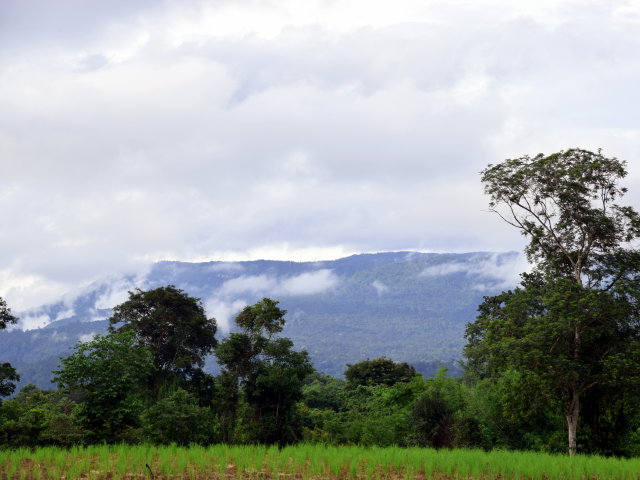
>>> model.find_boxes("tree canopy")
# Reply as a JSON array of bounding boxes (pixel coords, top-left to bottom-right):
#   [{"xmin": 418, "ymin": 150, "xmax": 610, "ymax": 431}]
[
  {"xmin": 0, "ymin": 297, "xmax": 19, "ymax": 398},
  {"xmin": 53, "ymin": 331, "xmax": 153, "ymax": 442},
  {"xmin": 481, "ymin": 148, "xmax": 640, "ymax": 284},
  {"xmin": 468, "ymin": 149, "xmax": 640, "ymax": 456},
  {"xmin": 345, "ymin": 357, "xmax": 418, "ymax": 388},
  {"xmin": 216, "ymin": 298, "xmax": 313, "ymax": 445},
  {"xmin": 108, "ymin": 285, "xmax": 217, "ymax": 393}
]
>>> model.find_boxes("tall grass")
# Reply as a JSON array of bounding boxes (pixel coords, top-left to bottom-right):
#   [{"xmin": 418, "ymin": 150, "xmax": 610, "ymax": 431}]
[{"xmin": 1, "ymin": 444, "xmax": 639, "ymax": 479}]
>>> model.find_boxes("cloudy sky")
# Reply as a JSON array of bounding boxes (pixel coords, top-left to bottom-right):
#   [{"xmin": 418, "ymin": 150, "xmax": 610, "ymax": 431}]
[{"xmin": 2, "ymin": 0, "xmax": 640, "ymax": 310}]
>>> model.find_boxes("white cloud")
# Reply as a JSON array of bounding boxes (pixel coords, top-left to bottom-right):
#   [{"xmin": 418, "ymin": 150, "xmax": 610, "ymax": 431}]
[
  {"xmin": 206, "ymin": 269, "xmax": 340, "ymax": 331},
  {"xmin": 0, "ymin": 269, "xmax": 70, "ymax": 312},
  {"xmin": 50, "ymin": 331, "xmax": 69, "ymax": 343},
  {"xmin": 372, "ymin": 280, "xmax": 389, "ymax": 295},
  {"xmin": 278, "ymin": 269, "xmax": 339, "ymax": 295},
  {"xmin": 94, "ymin": 278, "xmax": 138, "ymax": 310},
  {"xmin": 0, "ymin": 0, "xmax": 638, "ymax": 309},
  {"xmin": 421, "ymin": 263, "xmax": 469, "ymax": 277},
  {"xmin": 421, "ymin": 253, "xmax": 529, "ymax": 289},
  {"xmin": 17, "ymin": 314, "xmax": 51, "ymax": 330},
  {"xmin": 55, "ymin": 309, "xmax": 75, "ymax": 321},
  {"xmin": 218, "ymin": 275, "xmax": 278, "ymax": 296},
  {"xmin": 218, "ymin": 269, "xmax": 340, "ymax": 297},
  {"xmin": 204, "ymin": 298, "xmax": 247, "ymax": 333},
  {"xmin": 207, "ymin": 262, "xmax": 245, "ymax": 273},
  {"xmin": 78, "ymin": 332, "xmax": 96, "ymax": 343},
  {"xmin": 87, "ymin": 314, "xmax": 109, "ymax": 323},
  {"xmin": 207, "ymin": 245, "xmax": 356, "ymax": 263}
]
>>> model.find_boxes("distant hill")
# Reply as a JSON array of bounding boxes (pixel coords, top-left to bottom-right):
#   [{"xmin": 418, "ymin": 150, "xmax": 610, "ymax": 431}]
[{"xmin": 1, "ymin": 251, "xmax": 523, "ymax": 390}]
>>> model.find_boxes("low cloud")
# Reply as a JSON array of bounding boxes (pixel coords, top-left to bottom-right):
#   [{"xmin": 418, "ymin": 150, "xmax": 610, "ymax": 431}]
[
  {"xmin": 55, "ymin": 309, "xmax": 75, "ymax": 321},
  {"xmin": 94, "ymin": 284, "xmax": 134, "ymax": 310},
  {"xmin": 207, "ymin": 262, "xmax": 245, "ymax": 273},
  {"xmin": 17, "ymin": 313, "xmax": 51, "ymax": 330},
  {"xmin": 80, "ymin": 308, "xmax": 109, "ymax": 323},
  {"xmin": 278, "ymin": 269, "xmax": 339, "ymax": 295},
  {"xmin": 50, "ymin": 331, "xmax": 69, "ymax": 343},
  {"xmin": 78, "ymin": 332, "xmax": 96, "ymax": 343},
  {"xmin": 204, "ymin": 298, "xmax": 247, "ymax": 333},
  {"xmin": 1, "ymin": 0, "xmax": 638, "ymax": 312},
  {"xmin": 207, "ymin": 269, "xmax": 340, "ymax": 332},
  {"xmin": 218, "ymin": 275, "xmax": 277, "ymax": 296},
  {"xmin": 421, "ymin": 253, "xmax": 528, "ymax": 289},
  {"xmin": 371, "ymin": 280, "xmax": 389, "ymax": 295},
  {"xmin": 421, "ymin": 263, "xmax": 468, "ymax": 277},
  {"xmin": 218, "ymin": 269, "xmax": 339, "ymax": 297},
  {"xmin": 93, "ymin": 269, "xmax": 152, "ymax": 311}
]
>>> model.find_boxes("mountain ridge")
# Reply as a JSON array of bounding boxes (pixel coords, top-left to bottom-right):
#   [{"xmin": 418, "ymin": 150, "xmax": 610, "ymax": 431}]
[{"xmin": 1, "ymin": 251, "xmax": 523, "ymax": 390}]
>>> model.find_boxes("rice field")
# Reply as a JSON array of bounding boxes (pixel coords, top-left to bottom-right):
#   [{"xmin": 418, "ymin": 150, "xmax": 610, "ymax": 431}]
[{"xmin": 0, "ymin": 444, "xmax": 639, "ymax": 480}]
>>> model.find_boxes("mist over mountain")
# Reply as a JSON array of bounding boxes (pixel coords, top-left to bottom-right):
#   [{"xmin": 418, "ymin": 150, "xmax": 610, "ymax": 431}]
[{"xmin": 1, "ymin": 251, "xmax": 524, "ymax": 390}]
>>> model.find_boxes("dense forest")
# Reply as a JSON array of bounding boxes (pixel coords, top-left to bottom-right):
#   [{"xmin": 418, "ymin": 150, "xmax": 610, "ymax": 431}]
[
  {"xmin": 1, "ymin": 249, "xmax": 507, "ymax": 390},
  {"xmin": 1, "ymin": 149, "xmax": 639, "ymax": 458}
]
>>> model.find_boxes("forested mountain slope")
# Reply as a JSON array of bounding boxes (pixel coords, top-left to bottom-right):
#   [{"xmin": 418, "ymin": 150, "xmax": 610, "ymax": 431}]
[{"xmin": 1, "ymin": 251, "xmax": 521, "ymax": 389}]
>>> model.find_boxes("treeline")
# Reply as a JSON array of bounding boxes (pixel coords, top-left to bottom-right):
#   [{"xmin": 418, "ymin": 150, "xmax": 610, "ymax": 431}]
[
  {"xmin": 1, "ymin": 289, "xmax": 640, "ymax": 457},
  {"xmin": 1, "ymin": 148, "xmax": 640, "ymax": 457},
  {"xmin": 0, "ymin": 289, "xmax": 441, "ymax": 448}
]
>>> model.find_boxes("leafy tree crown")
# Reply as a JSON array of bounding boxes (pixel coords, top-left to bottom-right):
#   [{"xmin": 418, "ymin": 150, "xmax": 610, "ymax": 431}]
[{"xmin": 481, "ymin": 148, "xmax": 640, "ymax": 285}]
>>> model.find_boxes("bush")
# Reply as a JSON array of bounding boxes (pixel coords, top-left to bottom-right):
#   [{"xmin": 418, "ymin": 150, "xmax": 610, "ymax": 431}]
[{"xmin": 142, "ymin": 389, "xmax": 218, "ymax": 445}]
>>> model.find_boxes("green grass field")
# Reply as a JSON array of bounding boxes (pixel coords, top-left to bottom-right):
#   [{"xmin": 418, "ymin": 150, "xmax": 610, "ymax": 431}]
[{"xmin": 1, "ymin": 444, "xmax": 638, "ymax": 480}]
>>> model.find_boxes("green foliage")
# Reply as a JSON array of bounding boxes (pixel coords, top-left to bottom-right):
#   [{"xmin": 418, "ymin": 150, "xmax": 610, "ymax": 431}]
[
  {"xmin": 53, "ymin": 331, "xmax": 153, "ymax": 443},
  {"xmin": 345, "ymin": 357, "xmax": 418, "ymax": 388},
  {"xmin": 410, "ymin": 392, "xmax": 453, "ymax": 448},
  {"xmin": 300, "ymin": 364, "xmax": 486, "ymax": 449},
  {"xmin": 0, "ymin": 384, "xmax": 85, "ymax": 447},
  {"xmin": 481, "ymin": 149, "xmax": 640, "ymax": 280},
  {"xmin": 179, "ymin": 369, "xmax": 217, "ymax": 408},
  {"xmin": 465, "ymin": 274, "xmax": 640, "ymax": 455},
  {"xmin": 108, "ymin": 285, "xmax": 217, "ymax": 390},
  {"xmin": 302, "ymin": 372, "xmax": 346, "ymax": 411},
  {"xmin": 216, "ymin": 298, "xmax": 314, "ymax": 445},
  {"xmin": 459, "ymin": 371, "xmax": 566, "ymax": 452},
  {"xmin": 214, "ymin": 370, "xmax": 241, "ymax": 443},
  {"xmin": 0, "ymin": 296, "xmax": 19, "ymax": 398},
  {"xmin": 475, "ymin": 148, "xmax": 640, "ymax": 455},
  {"xmin": 0, "ymin": 362, "xmax": 19, "ymax": 399},
  {"xmin": 408, "ymin": 368, "xmax": 466, "ymax": 448},
  {"xmin": 6, "ymin": 443, "xmax": 640, "ymax": 480},
  {"xmin": 142, "ymin": 388, "xmax": 218, "ymax": 445},
  {"xmin": 245, "ymin": 338, "xmax": 314, "ymax": 444},
  {"xmin": 301, "ymin": 375, "xmax": 428, "ymax": 446},
  {"xmin": 0, "ymin": 296, "xmax": 18, "ymax": 330},
  {"xmin": 235, "ymin": 297, "xmax": 285, "ymax": 337},
  {"xmin": 0, "ymin": 252, "xmax": 509, "ymax": 389},
  {"xmin": 347, "ymin": 379, "xmax": 426, "ymax": 446},
  {"xmin": 578, "ymin": 383, "xmax": 640, "ymax": 457}
]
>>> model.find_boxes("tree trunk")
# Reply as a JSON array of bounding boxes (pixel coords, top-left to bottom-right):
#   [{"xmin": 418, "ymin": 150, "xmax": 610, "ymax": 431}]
[
  {"xmin": 566, "ymin": 320, "xmax": 582, "ymax": 456},
  {"xmin": 566, "ymin": 391, "xmax": 579, "ymax": 456}
]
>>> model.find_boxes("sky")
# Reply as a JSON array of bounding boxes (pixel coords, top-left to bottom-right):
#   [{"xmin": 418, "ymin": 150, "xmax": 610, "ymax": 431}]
[{"xmin": 2, "ymin": 0, "xmax": 640, "ymax": 311}]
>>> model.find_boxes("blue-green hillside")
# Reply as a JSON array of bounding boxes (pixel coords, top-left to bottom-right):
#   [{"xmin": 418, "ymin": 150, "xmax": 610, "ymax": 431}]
[{"xmin": 1, "ymin": 251, "xmax": 521, "ymax": 388}]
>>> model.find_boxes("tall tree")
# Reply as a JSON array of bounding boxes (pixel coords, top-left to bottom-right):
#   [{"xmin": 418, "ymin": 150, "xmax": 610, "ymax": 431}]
[
  {"xmin": 0, "ymin": 297, "xmax": 19, "ymax": 398},
  {"xmin": 215, "ymin": 298, "xmax": 313, "ymax": 444},
  {"xmin": 480, "ymin": 149, "xmax": 639, "ymax": 285},
  {"xmin": 108, "ymin": 285, "xmax": 217, "ymax": 395},
  {"xmin": 466, "ymin": 274, "xmax": 640, "ymax": 454},
  {"xmin": 468, "ymin": 149, "xmax": 640, "ymax": 455}
]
